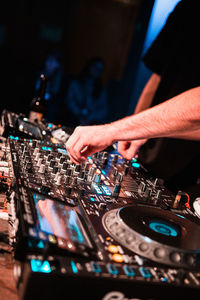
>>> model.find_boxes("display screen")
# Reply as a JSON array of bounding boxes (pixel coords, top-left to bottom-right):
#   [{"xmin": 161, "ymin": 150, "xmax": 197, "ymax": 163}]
[
  {"xmin": 18, "ymin": 119, "xmax": 41, "ymax": 139},
  {"xmin": 33, "ymin": 193, "xmax": 91, "ymax": 248}
]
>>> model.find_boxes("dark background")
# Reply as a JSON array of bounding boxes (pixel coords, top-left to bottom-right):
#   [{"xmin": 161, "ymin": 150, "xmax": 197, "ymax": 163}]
[{"xmin": 0, "ymin": 0, "xmax": 155, "ymax": 123}]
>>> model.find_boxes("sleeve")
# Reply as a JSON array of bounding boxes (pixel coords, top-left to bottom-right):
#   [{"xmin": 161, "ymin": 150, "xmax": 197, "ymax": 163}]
[{"xmin": 142, "ymin": 1, "xmax": 186, "ymax": 75}]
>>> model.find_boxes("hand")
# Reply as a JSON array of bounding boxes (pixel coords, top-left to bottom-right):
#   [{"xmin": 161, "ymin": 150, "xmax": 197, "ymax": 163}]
[
  {"xmin": 65, "ymin": 125, "xmax": 114, "ymax": 164},
  {"xmin": 118, "ymin": 139, "xmax": 147, "ymax": 160}
]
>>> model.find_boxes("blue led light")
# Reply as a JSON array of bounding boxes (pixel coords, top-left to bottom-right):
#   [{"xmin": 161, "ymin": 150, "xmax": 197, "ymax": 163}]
[
  {"xmin": 42, "ymin": 146, "xmax": 52, "ymax": 151},
  {"xmin": 91, "ymin": 262, "xmax": 101, "ymax": 273},
  {"xmin": 9, "ymin": 135, "xmax": 19, "ymax": 140},
  {"xmin": 123, "ymin": 265, "xmax": 135, "ymax": 277},
  {"xmin": 149, "ymin": 220, "xmax": 178, "ymax": 237},
  {"xmin": 101, "ymin": 170, "xmax": 106, "ymax": 175},
  {"xmin": 132, "ymin": 162, "xmax": 140, "ymax": 168},
  {"xmin": 57, "ymin": 148, "xmax": 68, "ymax": 155},
  {"xmin": 31, "ymin": 259, "xmax": 51, "ymax": 273},
  {"xmin": 107, "ymin": 263, "xmax": 118, "ymax": 275},
  {"xmin": 90, "ymin": 197, "xmax": 95, "ymax": 202},
  {"xmin": 139, "ymin": 267, "xmax": 151, "ymax": 278},
  {"xmin": 28, "ymin": 240, "xmax": 44, "ymax": 249},
  {"xmin": 161, "ymin": 277, "xmax": 167, "ymax": 282},
  {"xmin": 71, "ymin": 261, "xmax": 78, "ymax": 274},
  {"xmin": 176, "ymin": 214, "xmax": 185, "ymax": 219},
  {"xmin": 48, "ymin": 124, "xmax": 53, "ymax": 128}
]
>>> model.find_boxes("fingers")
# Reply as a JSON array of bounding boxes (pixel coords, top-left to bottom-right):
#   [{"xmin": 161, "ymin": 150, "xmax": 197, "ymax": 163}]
[
  {"xmin": 118, "ymin": 141, "xmax": 138, "ymax": 160},
  {"xmin": 66, "ymin": 126, "xmax": 86, "ymax": 164}
]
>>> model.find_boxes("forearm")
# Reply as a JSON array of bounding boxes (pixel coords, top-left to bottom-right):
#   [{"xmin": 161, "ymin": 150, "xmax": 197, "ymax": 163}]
[
  {"xmin": 110, "ymin": 87, "xmax": 200, "ymax": 142},
  {"xmin": 134, "ymin": 73, "xmax": 161, "ymax": 114}
]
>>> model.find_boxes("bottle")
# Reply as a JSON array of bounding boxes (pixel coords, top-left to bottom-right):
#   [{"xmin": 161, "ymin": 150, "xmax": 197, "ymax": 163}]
[{"xmin": 29, "ymin": 74, "xmax": 47, "ymax": 122}]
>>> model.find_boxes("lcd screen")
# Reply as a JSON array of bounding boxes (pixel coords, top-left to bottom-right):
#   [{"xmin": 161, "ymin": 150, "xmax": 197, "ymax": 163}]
[{"xmin": 33, "ymin": 193, "xmax": 91, "ymax": 248}]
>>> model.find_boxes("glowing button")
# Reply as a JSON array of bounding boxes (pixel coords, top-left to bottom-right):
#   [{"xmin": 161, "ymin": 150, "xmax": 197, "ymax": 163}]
[
  {"xmin": 48, "ymin": 235, "xmax": 57, "ymax": 244},
  {"xmin": 31, "ymin": 259, "xmax": 51, "ymax": 273},
  {"xmin": 132, "ymin": 162, "xmax": 140, "ymax": 168},
  {"xmin": 112, "ymin": 253, "xmax": 124, "ymax": 263},
  {"xmin": 107, "ymin": 244, "xmax": 119, "ymax": 254}
]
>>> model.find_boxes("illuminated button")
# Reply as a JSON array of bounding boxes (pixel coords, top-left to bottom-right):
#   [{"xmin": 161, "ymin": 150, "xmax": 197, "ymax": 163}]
[
  {"xmin": 71, "ymin": 261, "xmax": 78, "ymax": 274},
  {"xmin": 57, "ymin": 238, "xmax": 68, "ymax": 248},
  {"xmin": 107, "ymin": 263, "xmax": 118, "ymax": 275},
  {"xmin": 48, "ymin": 235, "xmax": 57, "ymax": 244},
  {"xmin": 123, "ymin": 265, "xmax": 135, "ymax": 277},
  {"xmin": 107, "ymin": 245, "xmax": 119, "ymax": 254},
  {"xmin": 31, "ymin": 259, "xmax": 51, "ymax": 273},
  {"xmin": 101, "ymin": 185, "xmax": 112, "ymax": 196},
  {"xmin": 91, "ymin": 262, "xmax": 101, "ymax": 273},
  {"xmin": 139, "ymin": 267, "xmax": 151, "ymax": 278},
  {"xmin": 132, "ymin": 162, "xmax": 140, "ymax": 168},
  {"xmin": 112, "ymin": 253, "xmax": 124, "ymax": 263}
]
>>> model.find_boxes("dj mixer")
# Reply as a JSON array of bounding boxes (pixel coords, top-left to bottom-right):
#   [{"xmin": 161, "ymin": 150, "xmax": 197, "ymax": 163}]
[{"xmin": 1, "ymin": 110, "xmax": 200, "ymax": 300}]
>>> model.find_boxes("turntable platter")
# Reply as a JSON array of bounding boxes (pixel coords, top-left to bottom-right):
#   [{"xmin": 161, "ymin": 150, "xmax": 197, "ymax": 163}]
[{"xmin": 102, "ymin": 205, "xmax": 200, "ymax": 269}]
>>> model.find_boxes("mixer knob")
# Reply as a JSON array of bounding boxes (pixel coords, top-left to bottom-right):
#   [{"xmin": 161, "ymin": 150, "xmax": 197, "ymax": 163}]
[
  {"xmin": 25, "ymin": 162, "xmax": 32, "ymax": 172},
  {"xmin": 112, "ymin": 167, "xmax": 118, "ymax": 177},
  {"xmin": 116, "ymin": 173, "xmax": 123, "ymax": 183},
  {"xmin": 44, "ymin": 150, "xmax": 51, "ymax": 157},
  {"xmin": 74, "ymin": 164, "xmax": 81, "ymax": 173},
  {"xmin": 62, "ymin": 162, "xmax": 69, "ymax": 171},
  {"xmin": 32, "ymin": 140, "xmax": 37, "ymax": 148},
  {"xmin": 138, "ymin": 182, "xmax": 146, "ymax": 196},
  {"xmin": 65, "ymin": 186, "xmax": 72, "ymax": 197},
  {"xmin": 36, "ymin": 158, "xmax": 43, "ymax": 167},
  {"xmin": 49, "ymin": 160, "xmax": 56, "ymax": 169},
  {"xmin": 72, "ymin": 177, "xmax": 78, "ymax": 186},
  {"xmin": 52, "ymin": 166, "xmax": 59, "ymax": 174},
  {"xmin": 102, "ymin": 151, "xmax": 108, "ymax": 159},
  {"xmin": 64, "ymin": 175, "xmax": 70, "ymax": 185},
  {"xmin": 38, "ymin": 164, "xmax": 45, "ymax": 174},
  {"xmin": 56, "ymin": 152, "xmax": 62, "ymax": 159},
  {"xmin": 88, "ymin": 166, "xmax": 96, "ymax": 176},
  {"xmin": 33, "ymin": 148, "xmax": 39, "ymax": 156},
  {"xmin": 113, "ymin": 183, "xmax": 121, "ymax": 197},
  {"xmin": 101, "ymin": 157, "xmax": 108, "ymax": 167},
  {"xmin": 112, "ymin": 154, "xmax": 118, "ymax": 164},
  {"xmin": 78, "ymin": 170, "xmax": 86, "ymax": 180},
  {"xmin": 59, "ymin": 157, "xmax": 65, "ymax": 165},
  {"xmin": 123, "ymin": 164, "xmax": 129, "ymax": 175},
  {"xmin": 85, "ymin": 162, "xmax": 90, "ymax": 172},
  {"xmin": 99, "ymin": 202, "xmax": 107, "ymax": 209},
  {"xmin": 144, "ymin": 187, "xmax": 152, "ymax": 198},
  {"xmin": 47, "ymin": 154, "xmax": 54, "ymax": 162},
  {"xmin": 55, "ymin": 174, "xmax": 62, "ymax": 185},
  {"xmin": 66, "ymin": 168, "xmax": 72, "ymax": 176}
]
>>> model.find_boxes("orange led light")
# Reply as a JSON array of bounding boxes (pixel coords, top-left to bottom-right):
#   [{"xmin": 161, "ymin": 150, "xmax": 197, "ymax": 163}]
[
  {"xmin": 107, "ymin": 244, "xmax": 119, "ymax": 254},
  {"xmin": 112, "ymin": 253, "xmax": 124, "ymax": 263}
]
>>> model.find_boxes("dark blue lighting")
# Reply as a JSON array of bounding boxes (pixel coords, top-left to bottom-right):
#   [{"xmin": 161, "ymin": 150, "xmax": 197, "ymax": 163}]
[{"xmin": 149, "ymin": 220, "xmax": 178, "ymax": 237}]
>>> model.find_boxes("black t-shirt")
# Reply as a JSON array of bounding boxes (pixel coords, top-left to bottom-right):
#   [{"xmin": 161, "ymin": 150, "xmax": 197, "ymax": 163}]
[{"xmin": 138, "ymin": 0, "xmax": 200, "ymax": 198}]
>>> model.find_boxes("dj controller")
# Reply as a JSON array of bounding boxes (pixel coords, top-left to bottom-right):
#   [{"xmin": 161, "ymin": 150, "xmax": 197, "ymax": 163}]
[{"xmin": 1, "ymin": 110, "xmax": 200, "ymax": 300}]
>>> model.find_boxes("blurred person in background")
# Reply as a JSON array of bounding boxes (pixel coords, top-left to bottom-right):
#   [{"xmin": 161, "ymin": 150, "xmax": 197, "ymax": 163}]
[{"xmin": 64, "ymin": 57, "xmax": 108, "ymax": 127}]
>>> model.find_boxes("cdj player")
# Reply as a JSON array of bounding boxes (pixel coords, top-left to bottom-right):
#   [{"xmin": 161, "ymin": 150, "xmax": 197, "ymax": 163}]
[
  {"xmin": 3, "ymin": 132, "xmax": 200, "ymax": 300},
  {"xmin": 0, "ymin": 109, "xmax": 72, "ymax": 143}
]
